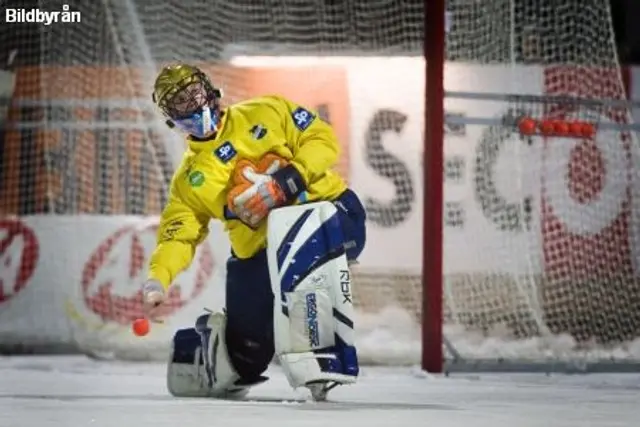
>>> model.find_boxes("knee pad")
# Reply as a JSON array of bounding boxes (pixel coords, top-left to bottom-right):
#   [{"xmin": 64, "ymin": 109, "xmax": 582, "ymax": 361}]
[
  {"xmin": 334, "ymin": 189, "xmax": 367, "ymax": 261},
  {"xmin": 167, "ymin": 311, "xmax": 267, "ymax": 398},
  {"xmin": 266, "ymin": 201, "xmax": 359, "ymax": 390}
]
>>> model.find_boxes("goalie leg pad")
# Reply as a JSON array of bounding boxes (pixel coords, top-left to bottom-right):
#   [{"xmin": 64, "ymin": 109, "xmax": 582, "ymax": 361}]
[
  {"xmin": 167, "ymin": 311, "xmax": 267, "ymax": 398},
  {"xmin": 267, "ymin": 198, "xmax": 364, "ymax": 390}
]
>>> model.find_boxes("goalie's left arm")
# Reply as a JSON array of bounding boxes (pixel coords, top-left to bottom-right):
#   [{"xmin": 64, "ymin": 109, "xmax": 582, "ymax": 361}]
[
  {"xmin": 229, "ymin": 96, "xmax": 341, "ymax": 228},
  {"xmin": 274, "ymin": 95, "xmax": 341, "ymax": 194}
]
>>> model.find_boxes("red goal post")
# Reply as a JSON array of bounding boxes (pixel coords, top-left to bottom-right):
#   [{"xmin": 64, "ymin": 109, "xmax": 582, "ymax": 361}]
[{"xmin": 423, "ymin": 0, "xmax": 446, "ymax": 374}]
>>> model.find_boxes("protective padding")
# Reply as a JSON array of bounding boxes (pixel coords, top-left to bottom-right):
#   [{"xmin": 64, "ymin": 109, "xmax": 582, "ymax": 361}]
[
  {"xmin": 167, "ymin": 311, "xmax": 264, "ymax": 398},
  {"xmin": 267, "ymin": 202, "xmax": 358, "ymax": 388}
]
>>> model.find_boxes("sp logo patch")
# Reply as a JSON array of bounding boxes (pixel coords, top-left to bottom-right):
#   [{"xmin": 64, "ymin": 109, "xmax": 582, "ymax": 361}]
[
  {"xmin": 292, "ymin": 107, "xmax": 315, "ymax": 131},
  {"xmin": 214, "ymin": 141, "xmax": 237, "ymax": 163}
]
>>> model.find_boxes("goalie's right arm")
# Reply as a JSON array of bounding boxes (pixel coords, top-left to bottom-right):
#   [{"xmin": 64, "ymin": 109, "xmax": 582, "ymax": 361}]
[
  {"xmin": 148, "ymin": 199, "xmax": 209, "ymax": 289},
  {"xmin": 146, "ymin": 157, "xmax": 226, "ymax": 291},
  {"xmin": 143, "ymin": 193, "xmax": 210, "ymax": 319}
]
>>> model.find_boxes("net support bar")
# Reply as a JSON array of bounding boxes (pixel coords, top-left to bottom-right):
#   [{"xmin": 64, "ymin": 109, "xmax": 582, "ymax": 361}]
[
  {"xmin": 444, "ymin": 358, "xmax": 640, "ymax": 374},
  {"xmin": 445, "ymin": 114, "xmax": 640, "ymax": 131},
  {"xmin": 446, "ymin": 90, "xmax": 640, "ymax": 108}
]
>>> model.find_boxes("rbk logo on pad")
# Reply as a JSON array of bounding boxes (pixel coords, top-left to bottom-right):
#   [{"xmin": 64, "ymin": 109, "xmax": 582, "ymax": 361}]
[
  {"xmin": 292, "ymin": 107, "xmax": 315, "ymax": 131},
  {"xmin": 214, "ymin": 141, "xmax": 237, "ymax": 163}
]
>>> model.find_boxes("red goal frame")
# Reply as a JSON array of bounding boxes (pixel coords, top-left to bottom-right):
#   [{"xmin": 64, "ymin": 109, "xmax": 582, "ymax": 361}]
[{"xmin": 423, "ymin": 0, "xmax": 446, "ymax": 373}]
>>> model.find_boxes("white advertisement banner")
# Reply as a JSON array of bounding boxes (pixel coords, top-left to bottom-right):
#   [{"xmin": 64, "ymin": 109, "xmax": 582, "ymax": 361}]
[
  {"xmin": 346, "ymin": 60, "xmax": 545, "ymax": 275},
  {"xmin": 346, "ymin": 60, "xmax": 637, "ymax": 280},
  {"xmin": 0, "ymin": 216, "xmax": 230, "ymax": 358}
]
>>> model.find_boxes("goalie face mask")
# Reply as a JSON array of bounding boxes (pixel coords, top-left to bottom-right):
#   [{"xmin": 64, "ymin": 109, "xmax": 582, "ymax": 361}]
[
  {"xmin": 153, "ymin": 65, "xmax": 222, "ymax": 139},
  {"xmin": 164, "ymin": 81, "xmax": 222, "ymax": 138},
  {"xmin": 171, "ymin": 103, "xmax": 221, "ymax": 139}
]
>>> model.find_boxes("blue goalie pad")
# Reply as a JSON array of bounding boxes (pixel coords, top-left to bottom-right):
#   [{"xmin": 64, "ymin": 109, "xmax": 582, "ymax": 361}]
[
  {"xmin": 167, "ymin": 312, "xmax": 267, "ymax": 398},
  {"xmin": 171, "ymin": 327, "xmax": 201, "ymax": 365},
  {"xmin": 267, "ymin": 201, "xmax": 360, "ymax": 388},
  {"xmin": 275, "ymin": 205, "xmax": 346, "ymax": 294}
]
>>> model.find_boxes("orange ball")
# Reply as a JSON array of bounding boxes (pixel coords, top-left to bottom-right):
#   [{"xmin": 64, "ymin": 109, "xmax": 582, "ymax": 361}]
[
  {"xmin": 132, "ymin": 318, "xmax": 150, "ymax": 337},
  {"xmin": 518, "ymin": 118, "xmax": 536, "ymax": 135},
  {"xmin": 581, "ymin": 123, "xmax": 596, "ymax": 138},
  {"xmin": 553, "ymin": 120, "xmax": 570, "ymax": 136},
  {"xmin": 540, "ymin": 120, "xmax": 555, "ymax": 136},
  {"xmin": 569, "ymin": 122, "xmax": 583, "ymax": 137}
]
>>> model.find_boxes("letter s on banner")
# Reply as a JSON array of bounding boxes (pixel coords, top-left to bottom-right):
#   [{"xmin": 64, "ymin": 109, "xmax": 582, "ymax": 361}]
[{"xmin": 364, "ymin": 109, "xmax": 414, "ymax": 227}]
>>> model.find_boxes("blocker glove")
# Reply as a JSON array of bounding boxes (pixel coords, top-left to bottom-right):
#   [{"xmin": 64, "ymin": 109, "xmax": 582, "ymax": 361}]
[{"xmin": 228, "ymin": 154, "xmax": 306, "ymax": 228}]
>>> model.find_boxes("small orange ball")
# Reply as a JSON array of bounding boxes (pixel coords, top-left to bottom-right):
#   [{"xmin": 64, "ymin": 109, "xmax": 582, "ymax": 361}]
[
  {"xmin": 553, "ymin": 120, "xmax": 570, "ymax": 136},
  {"xmin": 569, "ymin": 122, "xmax": 583, "ymax": 137},
  {"xmin": 581, "ymin": 123, "xmax": 596, "ymax": 138},
  {"xmin": 518, "ymin": 118, "xmax": 536, "ymax": 135},
  {"xmin": 540, "ymin": 120, "xmax": 555, "ymax": 136},
  {"xmin": 132, "ymin": 318, "xmax": 150, "ymax": 337}
]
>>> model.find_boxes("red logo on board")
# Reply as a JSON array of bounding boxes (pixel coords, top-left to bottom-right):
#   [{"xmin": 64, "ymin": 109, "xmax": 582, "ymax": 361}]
[
  {"xmin": 0, "ymin": 219, "xmax": 39, "ymax": 304},
  {"xmin": 81, "ymin": 222, "xmax": 213, "ymax": 324}
]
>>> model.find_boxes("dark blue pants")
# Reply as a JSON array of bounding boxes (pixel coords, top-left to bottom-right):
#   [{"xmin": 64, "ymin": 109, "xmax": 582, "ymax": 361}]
[{"xmin": 224, "ymin": 189, "xmax": 366, "ymax": 379}]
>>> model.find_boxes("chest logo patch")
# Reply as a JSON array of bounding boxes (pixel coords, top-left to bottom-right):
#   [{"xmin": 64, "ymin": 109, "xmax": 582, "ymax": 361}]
[
  {"xmin": 214, "ymin": 141, "xmax": 237, "ymax": 163},
  {"xmin": 250, "ymin": 124, "xmax": 268, "ymax": 140},
  {"xmin": 188, "ymin": 171, "xmax": 205, "ymax": 187}
]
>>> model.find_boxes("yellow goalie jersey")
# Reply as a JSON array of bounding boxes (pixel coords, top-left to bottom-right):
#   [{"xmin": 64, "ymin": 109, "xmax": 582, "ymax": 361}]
[{"xmin": 148, "ymin": 95, "xmax": 347, "ymax": 289}]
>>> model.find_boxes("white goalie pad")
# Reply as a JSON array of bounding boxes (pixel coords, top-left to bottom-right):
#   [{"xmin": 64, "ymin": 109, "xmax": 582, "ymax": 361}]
[
  {"xmin": 267, "ymin": 201, "xmax": 358, "ymax": 390},
  {"xmin": 167, "ymin": 311, "xmax": 264, "ymax": 398}
]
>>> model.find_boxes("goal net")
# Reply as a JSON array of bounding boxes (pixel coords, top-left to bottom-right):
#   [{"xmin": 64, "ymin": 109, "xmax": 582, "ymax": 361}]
[{"xmin": 1, "ymin": 0, "xmax": 640, "ymax": 370}]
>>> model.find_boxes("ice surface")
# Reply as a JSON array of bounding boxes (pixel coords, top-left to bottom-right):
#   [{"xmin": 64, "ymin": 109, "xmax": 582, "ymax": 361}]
[{"xmin": 1, "ymin": 356, "xmax": 639, "ymax": 427}]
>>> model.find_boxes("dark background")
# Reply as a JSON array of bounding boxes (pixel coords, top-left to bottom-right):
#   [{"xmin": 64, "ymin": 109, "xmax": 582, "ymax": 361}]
[
  {"xmin": 0, "ymin": 0, "xmax": 637, "ymax": 67},
  {"xmin": 0, "ymin": 0, "xmax": 638, "ymax": 217}
]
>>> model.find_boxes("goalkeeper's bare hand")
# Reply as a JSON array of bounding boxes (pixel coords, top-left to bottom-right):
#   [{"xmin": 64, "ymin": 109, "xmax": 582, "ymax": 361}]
[{"xmin": 142, "ymin": 279, "xmax": 166, "ymax": 323}]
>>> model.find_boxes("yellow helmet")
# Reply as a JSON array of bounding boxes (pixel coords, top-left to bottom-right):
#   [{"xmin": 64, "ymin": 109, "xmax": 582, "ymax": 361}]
[{"xmin": 152, "ymin": 63, "xmax": 222, "ymax": 119}]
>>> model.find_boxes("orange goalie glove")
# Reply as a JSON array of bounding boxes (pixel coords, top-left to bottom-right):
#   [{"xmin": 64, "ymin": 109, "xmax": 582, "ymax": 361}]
[{"xmin": 227, "ymin": 153, "xmax": 305, "ymax": 228}]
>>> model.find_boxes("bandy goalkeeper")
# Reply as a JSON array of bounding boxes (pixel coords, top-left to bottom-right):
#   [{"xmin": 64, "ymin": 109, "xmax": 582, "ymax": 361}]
[{"xmin": 142, "ymin": 63, "xmax": 367, "ymax": 400}]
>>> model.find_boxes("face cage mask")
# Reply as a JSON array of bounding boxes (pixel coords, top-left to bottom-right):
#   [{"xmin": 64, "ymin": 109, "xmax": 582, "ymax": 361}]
[
  {"xmin": 171, "ymin": 105, "xmax": 221, "ymax": 139},
  {"xmin": 156, "ymin": 72, "xmax": 222, "ymax": 139}
]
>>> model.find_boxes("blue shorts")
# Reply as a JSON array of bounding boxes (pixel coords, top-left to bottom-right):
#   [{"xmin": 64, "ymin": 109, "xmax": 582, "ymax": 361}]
[{"xmin": 224, "ymin": 189, "xmax": 366, "ymax": 378}]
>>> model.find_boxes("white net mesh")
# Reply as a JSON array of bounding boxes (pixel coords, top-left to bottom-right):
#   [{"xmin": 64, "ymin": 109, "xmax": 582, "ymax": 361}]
[
  {"xmin": 1, "ymin": 0, "xmax": 640, "ymax": 369},
  {"xmin": 441, "ymin": 0, "xmax": 640, "ymax": 369}
]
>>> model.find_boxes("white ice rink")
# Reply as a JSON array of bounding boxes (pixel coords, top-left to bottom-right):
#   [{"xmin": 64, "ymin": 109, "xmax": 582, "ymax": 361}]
[{"xmin": 1, "ymin": 356, "xmax": 639, "ymax": 427}]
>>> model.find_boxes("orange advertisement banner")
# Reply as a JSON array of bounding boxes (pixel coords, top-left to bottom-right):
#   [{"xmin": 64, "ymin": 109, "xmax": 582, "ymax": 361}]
[{"xmin": 0, "ymin": 64, "xmax": 349, "ymax": 215}]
